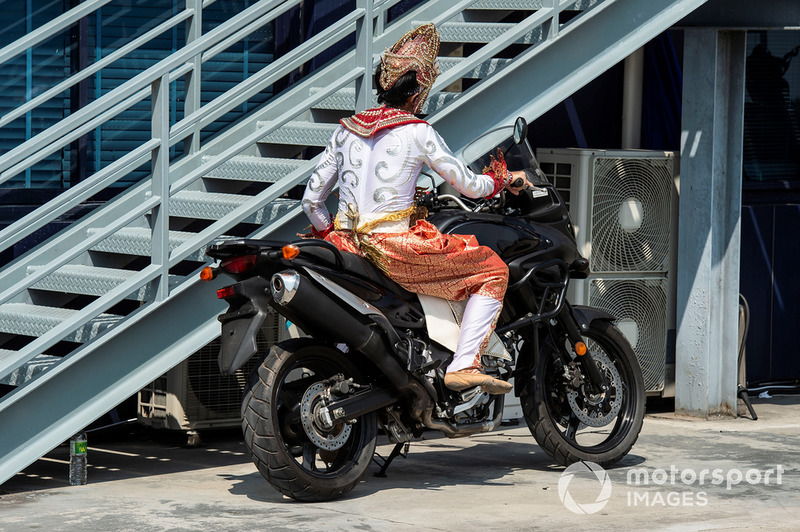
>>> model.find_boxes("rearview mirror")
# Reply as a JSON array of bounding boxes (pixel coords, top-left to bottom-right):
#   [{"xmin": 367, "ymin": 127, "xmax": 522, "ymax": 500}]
[{"xmin": 513, "ymin": 117, "xmax": 528, "ymax": 145}]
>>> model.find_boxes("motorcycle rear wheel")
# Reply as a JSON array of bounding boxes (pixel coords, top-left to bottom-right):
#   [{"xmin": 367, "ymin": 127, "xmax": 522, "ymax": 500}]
[
  {"xmin": 522, "ymin": 320, "xmax": 645, "ymax": 467},
  {"xmin": 241, "ymin": 339, "xmax": 377, "ymax": 501}
]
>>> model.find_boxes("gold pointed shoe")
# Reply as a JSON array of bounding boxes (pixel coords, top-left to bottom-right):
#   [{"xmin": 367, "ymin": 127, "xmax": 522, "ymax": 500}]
[{"xmin": 444, "ymin": 371, "xmax": 513, "ymax": 394}]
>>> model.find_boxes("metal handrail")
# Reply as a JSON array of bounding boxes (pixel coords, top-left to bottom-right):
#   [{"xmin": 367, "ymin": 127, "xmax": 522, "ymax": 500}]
[
  {"xmin": 0, "ymin": 0, "xmax": 618, "ymax": 379},
  {"xmin": 0, "ymin": 195, "xmax": 160, "ymax": 309},
  {"xmin": 168, "ymin": 67, "xmax": 363, "ymax": 263},
  {"xmin": 0, "ymin": 0, "xmax": 381, "ymax": 313},
  {"xmin": 0, "ymin": 0, "xmax": 290, "ymax": 178},
  {"xmin": 0, "ymin": 8, "xmax": 196, "ymax": 129},
  {"xmin": 0, "ymin": 263, "xmax": 163, "ymax": 381},
  {"xmin": 0, "ymin": 0, "xmax": 612, "ymax": 286},
  {"xmin": 0, "ymin": 0, "xmax": 113, "ymax": 66},
  {"xmin": 1, "ymin": 0, "xmax": 407, "ymax": 134},
  {"xmin": 0, "ymin": 64, "xmax": 194, "ymax": 186},
  {"xmin": 0, "ymin": 140, "xmax": 159, "ymax": 254},
  {"xmin": 170, "ymin": 8, "xmax": 365, "ymax": 145},
  {"xmin": 430, "ymin": 6, "xmax": 556, "ymax": 94},
  {"xmin": 0, "ymin": 0, "xmax": 308, "ymax": 253}
]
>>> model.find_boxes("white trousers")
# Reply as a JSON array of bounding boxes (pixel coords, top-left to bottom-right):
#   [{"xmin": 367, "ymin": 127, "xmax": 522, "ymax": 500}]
[{"xmin": 446, "ymin": 294, "xmax": 502, "ymax": 373}]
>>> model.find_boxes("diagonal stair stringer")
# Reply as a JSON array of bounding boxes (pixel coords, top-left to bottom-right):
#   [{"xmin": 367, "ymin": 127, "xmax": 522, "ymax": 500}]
[{"xmin": 431, "ymin": 0, "xmax": 710, "ymax": 155}]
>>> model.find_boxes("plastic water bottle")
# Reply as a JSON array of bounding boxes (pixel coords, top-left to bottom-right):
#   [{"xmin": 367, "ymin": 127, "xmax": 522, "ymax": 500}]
[{"xmin": 69, "ymin": 432, "xmax": 87, "ymax": 485}]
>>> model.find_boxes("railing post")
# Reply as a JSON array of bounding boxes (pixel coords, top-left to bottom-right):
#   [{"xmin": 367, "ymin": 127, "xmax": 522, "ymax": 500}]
[
  {"xmin": 374, "ymin": 0, "xmax": 385, "ymax": 36},
  {"xmin": 546, "ymin": 0, "xmax": 560, "ymax": 40},
  {"xmin": 184, "ymin": 0, "xmax": 203, "ymax": 155},
  {"xmin": 151, "ymin": 74, "xmax": 171, "ymax": 301},
  {"xmin": 355, "ymin": 0, "xmax": 374, "ymax": 113}
]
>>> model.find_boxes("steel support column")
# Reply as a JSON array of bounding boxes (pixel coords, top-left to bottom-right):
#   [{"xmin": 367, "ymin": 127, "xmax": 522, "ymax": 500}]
[
  {"xmin": 675, "ymin": 29, "xmax": 746, "ymax": 417},
  {"xmin": 354, "ymin": 0, "xmax": 373, "ymax": 113}
]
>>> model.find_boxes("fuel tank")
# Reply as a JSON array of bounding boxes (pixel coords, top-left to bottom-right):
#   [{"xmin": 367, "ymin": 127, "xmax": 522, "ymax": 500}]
[{"xmin": 427, "ymin": 210, "xmax": 580, "ymax": 268}]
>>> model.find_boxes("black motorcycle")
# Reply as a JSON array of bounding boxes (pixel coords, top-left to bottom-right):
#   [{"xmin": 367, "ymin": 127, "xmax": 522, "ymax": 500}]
[{"xmin": 203, "ymin": 118, "xmax": 645, "ymax": 502}]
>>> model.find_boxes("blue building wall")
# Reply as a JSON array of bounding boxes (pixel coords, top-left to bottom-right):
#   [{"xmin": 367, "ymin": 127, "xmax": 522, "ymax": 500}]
[{"xmin": 739, "ymin": 31, "xmax": 800, "ymax": 386}]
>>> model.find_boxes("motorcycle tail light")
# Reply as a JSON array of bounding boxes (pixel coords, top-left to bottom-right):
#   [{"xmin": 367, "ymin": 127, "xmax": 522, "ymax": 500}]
[
  {"xmin": 220, "ymin": 254, "xmax": 257, "ymax": 273},
  {"xmin": 217, "ymin": 286, "xmax": 235, "ymax": 299},
  {"xmin": 282, "ymin": 244, "xmax": 300, "ymax": 260}
]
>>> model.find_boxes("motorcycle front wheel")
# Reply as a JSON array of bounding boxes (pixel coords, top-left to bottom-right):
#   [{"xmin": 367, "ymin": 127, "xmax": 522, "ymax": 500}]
[
  {"xmin": 522, "ymin": 319, "xmax": 645, "ymax": 467},
  {"xmin": 241, "ymin": 339, "xmax": 377, "ymax": 501}
]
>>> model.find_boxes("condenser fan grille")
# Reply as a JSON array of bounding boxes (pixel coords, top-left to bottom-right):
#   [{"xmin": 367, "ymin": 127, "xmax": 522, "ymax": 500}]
[
  {"xmin": 591, "ymin": 157, "xmax": 673, "ymax": 273},
  {"xmin": 588, "ymin": 278, "xmax": 668, "ymax": 392}
]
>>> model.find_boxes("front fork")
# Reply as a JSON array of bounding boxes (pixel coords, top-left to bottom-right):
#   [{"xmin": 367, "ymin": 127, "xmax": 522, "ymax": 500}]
[{"xmin": 554, "ymin": 305, "xmax": 610, "ymax": 395}]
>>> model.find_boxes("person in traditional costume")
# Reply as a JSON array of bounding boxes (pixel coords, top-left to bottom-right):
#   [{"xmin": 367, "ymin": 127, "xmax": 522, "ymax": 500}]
[{"xmin": 301, "ymin": 23, "xmax": 530, "ymax": 394}]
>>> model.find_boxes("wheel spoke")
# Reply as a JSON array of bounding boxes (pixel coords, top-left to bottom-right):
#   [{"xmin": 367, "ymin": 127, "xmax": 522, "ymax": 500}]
[
  {"xmin": 301, "ymin": 441, "xmax": 319, "ymax": 472},
  {"xmin": 278, "ymin": 374, "xmax": 318, "ymax": 407},
  {"xmin": 565, "ymin": 412, "xmax": 581, "ymax": 441},
  {"xmin": 277, "ymin": 402, "xmax": 303, "ymax": 444}
]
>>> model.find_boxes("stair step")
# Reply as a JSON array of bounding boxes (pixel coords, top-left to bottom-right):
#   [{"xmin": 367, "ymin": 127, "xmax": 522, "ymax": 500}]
[
  {"xmin": 308, "ymin": 58, "xmax": 511, "ymax": 111},
  {"xmin": 310, "ymin": 87, "xmax": 459, "ymax": 114},
  {"xmin": 0, "ymin": 349, "xmax": 15, "ymax": 371},
  {"xmin": 257, "ymin": 121, "xmax": 339, "ymax": 147},
  {"xmin": 0, "ymin": 303, "xmax": 121, "ymax": 342},
  {"xmin": 470, "ymin": 0, "xmax": 594, "ymax": 9},
  {"xmin": 88, "ymin": 227, "xmax": 223, "ymax": 262},
  {"xmin": 471, "ymin": 0, "xmax": 546, "ymax": 8},
  {"xmin": 437, "ymin": 56, "xmax": 513, "ymax": 79},
  {"xmin": 433, "ymin": 21, "xmax": 543, "ymax": 44},
  {"xmin": 0, "ymin": 353, "xmax": 60, "ymax": 386},
  {"xmin": 170, "ymin": 191, "xmax": 298, "ymax": 224},
  {"xmin": 27, "ymin": 264, "xmax": 178, "ymax": 301},
  {"xmin": 310, "ymin": 88, "xmax": 364, "ymax": 111},
  {"xmin": 424, "ymin": 91, "xmax": 461, "ymax": 113},
  {"xmin": 201, "ymin": 155, "xmax": 306, "ymax": 183}
]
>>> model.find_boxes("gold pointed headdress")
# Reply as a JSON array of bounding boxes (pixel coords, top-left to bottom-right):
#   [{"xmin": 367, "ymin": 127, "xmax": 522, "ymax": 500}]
[{"xmin": 379, "ymin": 23, "xmax": 440, "ymax": 113}]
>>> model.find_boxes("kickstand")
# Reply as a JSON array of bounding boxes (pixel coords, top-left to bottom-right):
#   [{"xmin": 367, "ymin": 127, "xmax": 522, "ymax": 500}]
[
  {"xmin": 373, "ymin": 441, "xmax": 410, "ymax": 478},
  {"xmin": 738, "ymin": 385, "xmax": 758, "ymax": 420}
]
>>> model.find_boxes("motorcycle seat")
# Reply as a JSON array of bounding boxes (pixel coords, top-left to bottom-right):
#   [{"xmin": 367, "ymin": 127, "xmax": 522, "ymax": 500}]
[
  {"xmin": 299, "ymin": 244, "xmax": 416, "ymax": 300},
  {"xmin": 340, "ymin": 251, "xmax": 416, "ymax": 298}
]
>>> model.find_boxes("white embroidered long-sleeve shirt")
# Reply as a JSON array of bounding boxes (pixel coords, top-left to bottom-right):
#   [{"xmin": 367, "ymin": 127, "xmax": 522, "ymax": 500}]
[{"xmin": 302, "ymin": 122, "xmax": 497, "ymax": 231}]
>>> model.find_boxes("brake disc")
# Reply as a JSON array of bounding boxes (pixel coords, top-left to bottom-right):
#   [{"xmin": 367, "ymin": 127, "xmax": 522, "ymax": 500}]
[
  {"xmin": 299, "ymin": 382, "xmax": 351, "ymax": 451},
  {"xmin": 566, "ymin": 350, "xmax": 623, "ymax": 427}
]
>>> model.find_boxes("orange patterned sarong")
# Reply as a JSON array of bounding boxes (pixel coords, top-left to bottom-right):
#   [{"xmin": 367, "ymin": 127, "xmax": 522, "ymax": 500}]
[{"xmin": 325, "ymin": 220, "xmax": 508, "ymax": 302}]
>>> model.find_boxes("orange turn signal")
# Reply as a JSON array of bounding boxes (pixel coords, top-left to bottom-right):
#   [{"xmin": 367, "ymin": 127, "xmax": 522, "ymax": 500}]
[
  {"xmin": 282, "ymin": 244, "xmax": 300, "ymax": 260},
  {"xmin": 199, "ymin": 266, "xmax": 215, "ymax": 281},
  {"xmin": 575, "ymin": 341, "xmax": 587, "ymax": 356}
]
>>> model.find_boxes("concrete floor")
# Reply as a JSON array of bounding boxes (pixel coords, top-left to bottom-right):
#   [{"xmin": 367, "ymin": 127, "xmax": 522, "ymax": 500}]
[{"xmin": 0, "ymin": 396, "xmax": 798, "ymax": 531}]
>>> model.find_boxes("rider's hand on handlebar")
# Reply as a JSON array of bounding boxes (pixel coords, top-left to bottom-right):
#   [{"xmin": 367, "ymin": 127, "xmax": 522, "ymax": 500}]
[{"xmin": 505, "ymin": 170, "xmax": 532, "ymax": 195}]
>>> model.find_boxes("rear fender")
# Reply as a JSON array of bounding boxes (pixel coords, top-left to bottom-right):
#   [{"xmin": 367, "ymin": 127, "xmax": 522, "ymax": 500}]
[{"xmin": 217, "ymin": 276, "xmax": 272, "ymax": 375}]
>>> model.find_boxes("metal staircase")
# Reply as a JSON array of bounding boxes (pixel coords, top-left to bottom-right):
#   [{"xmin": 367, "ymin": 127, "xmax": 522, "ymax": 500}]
[{"xmin": 0, "ymin": 0, "xmax": 708, "ymax": 484}]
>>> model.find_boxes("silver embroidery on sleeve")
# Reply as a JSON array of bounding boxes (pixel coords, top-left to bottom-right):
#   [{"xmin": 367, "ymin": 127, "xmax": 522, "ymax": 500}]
[
  {"xmin": 334, "ymin": 127, "xmax": 348, "ymax": 147},
  {"xmin": 308, "ymin": 171, "xmax": 325, "ymax": 192},
  {"xmin": 413, "ymin": 133, "xmax": 437, "ymax": 156},
  {"xmin": 341, "ymin": 169, "xmax": 359, "ymax": 188},
  {"xmin": 430, "ymin": 154, "xmax": 468, "ymax": 190},
  {"xmin": 301, "ymin": 198, "xmax": 319, "ymax": 213}
]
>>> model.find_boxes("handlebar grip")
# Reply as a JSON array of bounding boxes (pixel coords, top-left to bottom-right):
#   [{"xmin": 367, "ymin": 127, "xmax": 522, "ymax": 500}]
[{"xmin": 511, "ymin": 177, "xmax": 524, "ymax": 188}]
